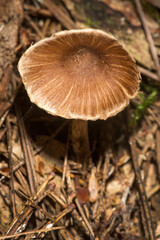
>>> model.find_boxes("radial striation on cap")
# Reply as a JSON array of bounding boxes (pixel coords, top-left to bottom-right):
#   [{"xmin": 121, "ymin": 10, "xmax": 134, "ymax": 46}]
[{"xmin": 18, "ymin": 29, "xmax": 141, "ymax": 120}]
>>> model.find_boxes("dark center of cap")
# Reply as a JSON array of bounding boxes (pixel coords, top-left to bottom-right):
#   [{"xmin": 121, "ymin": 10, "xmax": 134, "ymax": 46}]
[{"xmin": 62, "ymin": 46, "xmax": 105, "ymax": 79}]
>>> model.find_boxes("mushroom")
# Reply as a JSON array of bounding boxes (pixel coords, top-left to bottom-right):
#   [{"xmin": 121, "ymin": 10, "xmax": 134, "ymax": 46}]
[{"xmin": 18, "ymin": 29, "xmax": 141, "ymax": 164}]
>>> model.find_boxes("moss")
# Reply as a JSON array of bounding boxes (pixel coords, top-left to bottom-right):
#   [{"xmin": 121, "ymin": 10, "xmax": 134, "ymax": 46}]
[
  {"xmin": 141, "ymin": 0, "xmax": 160, "ymax": 21},
  {"xmin": 85, "ymin": 0, "xmax": 103, "ymax": 11},
  {"xmin": 85, "ymin": 17, "xmax": 100, "ymax": 28},
  {"xmin": 130, "ymin": 84, "xmax": 158, "ymax": 126},
  {"xmin": 75, "ymin": 3, "xmax": 85, "ymax": 17},
  {"xmin": 105, "ymin": 16, "xmax": 116, "ymax": 26},
  {"xmin": 85, "ymin": 1, "xmax": 91, "ymax": 10}
]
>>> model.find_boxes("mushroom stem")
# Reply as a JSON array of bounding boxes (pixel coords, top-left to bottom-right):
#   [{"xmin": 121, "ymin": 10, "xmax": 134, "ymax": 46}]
[{"xmin": 71, "ymin": 119, "xmax": 90, "ymax": 165}]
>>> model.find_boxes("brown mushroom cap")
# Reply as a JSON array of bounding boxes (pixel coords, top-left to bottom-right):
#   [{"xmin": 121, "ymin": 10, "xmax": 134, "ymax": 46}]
[{"xmin": 18, "ymin": 29, "xmax": 140, "ymax": 120}]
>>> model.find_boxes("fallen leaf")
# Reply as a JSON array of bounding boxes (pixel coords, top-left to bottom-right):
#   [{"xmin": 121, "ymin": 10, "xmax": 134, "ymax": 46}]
[
  {"xmin": 35, "ymin": 155, "xmax": 45, "ymax": 177},
  {"xmin": 88, "ymin": 167, "xmax": 98, "ymax": 203}
]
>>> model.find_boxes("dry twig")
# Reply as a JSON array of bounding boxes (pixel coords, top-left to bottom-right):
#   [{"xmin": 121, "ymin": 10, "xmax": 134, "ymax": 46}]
[
  {"xmin": 139, "ymin": 66, "xmax": 160, "ymax": 83},
  {"xmin": 15, "ymin": 102, "xmax": 37, "ymax": 195},
  {"xmin": 75, "ymin": 198, "xmax": 95, "ymax": 239},
  {"xmin": 0, "ymin": 226, "xmax": 65, "ymax": 239},
  {"xmin": 39, "ymin": 0, "xmax": 77, "ymax": 30},
  {"xmin": 6, "ymin": 116, "xmax": 16, "ymax": 217},
  {"xmin": 5, "ymin": 174, "xmax": 54, "ymax": 236},
  {"xmin": 130, "ymin": 137, "xmax": 155, "ymax": 240},
  {"xmin": 135, "ymin": 0, "xmax": 160, "ymax": 80},
  {"xmin": 156, "ymin": 130, "xmax": 160, "ymax": 180},
  {"xmin": 24, "ymin": 14, "xmax": 44, "ymax": 39}
]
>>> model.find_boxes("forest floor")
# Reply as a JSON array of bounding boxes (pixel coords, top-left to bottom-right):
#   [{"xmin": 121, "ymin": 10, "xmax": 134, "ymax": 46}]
[{"xmin": 0, "ymin": 0, "xmax": 160, "ymax": 239}]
